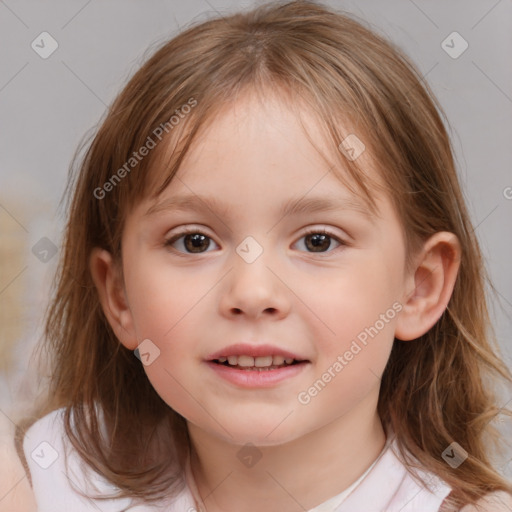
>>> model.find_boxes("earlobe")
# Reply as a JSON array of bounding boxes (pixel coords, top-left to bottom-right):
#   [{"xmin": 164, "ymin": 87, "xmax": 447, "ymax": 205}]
[
  {"xmin": 394, "ymin": 232, "xmax": 461, "ymax": 341},
  {"xmin": 89, "ymin": 248, "xmax": 138, "ymax": 350}
]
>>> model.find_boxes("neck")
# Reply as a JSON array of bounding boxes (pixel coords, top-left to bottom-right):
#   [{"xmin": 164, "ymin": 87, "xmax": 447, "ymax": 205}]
[{"xmin": 187, "ymin": 390, "xmax": 387, "ymax": 512}]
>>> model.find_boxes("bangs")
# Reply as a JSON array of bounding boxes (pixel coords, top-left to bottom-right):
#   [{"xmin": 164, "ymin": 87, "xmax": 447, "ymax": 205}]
[{"xmin": 140, "ymin": 81, "xmax": 385, "ymax": 222}]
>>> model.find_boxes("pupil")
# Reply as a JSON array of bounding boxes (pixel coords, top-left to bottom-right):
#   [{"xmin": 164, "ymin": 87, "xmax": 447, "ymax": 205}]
[
  {"xmin": 185, "ymin": 233, "xmax": 209, "ymax": 253},
  {"xmin": 306, "ymin": 233, "xmax": 330, "ymax": 252}
]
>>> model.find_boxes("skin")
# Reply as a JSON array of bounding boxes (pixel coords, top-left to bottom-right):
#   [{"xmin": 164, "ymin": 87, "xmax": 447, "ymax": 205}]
[
  {"xmin": 0, "ymin": 418, "xmax": 37, "ymax": 512},
  {"xmin": 91, "ymin": 89, "xmax": 461, "ymax": 512}
]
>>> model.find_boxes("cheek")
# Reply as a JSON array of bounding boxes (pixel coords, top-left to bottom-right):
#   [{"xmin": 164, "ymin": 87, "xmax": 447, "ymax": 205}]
[
  {"xmin": 124, "ymin": 258, "xmax": 209, "ymax": 340},
  {"xmin": 302, "ymin": 260, "xmax": 402, "ymax": 346},
  {"xmin": 296, "ymin": 312, "xmax": 397, "ymax": 422},
  {"xmin": 123, "ymin": 277, "xmax": 205, "ymax": 415},
  {"xmin": 136, "ymin": 312, "xmax": 207, "ymax": 421},
  {"xmin": 142, "ymin": 361, "xmax": 206, "ymax": 427},
  {"xmin": 295, "ymin": 254, "xmax": 402, "ymax": 404}
]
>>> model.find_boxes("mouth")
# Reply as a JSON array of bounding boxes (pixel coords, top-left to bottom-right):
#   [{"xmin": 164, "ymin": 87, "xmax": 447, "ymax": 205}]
[
  {"xmin": 211, "ymin": 354, "xmax": 306, "ymax": 371},
  {"xmin": 205, "ymin": 344, "xmax": 310, "ymax": 386}
]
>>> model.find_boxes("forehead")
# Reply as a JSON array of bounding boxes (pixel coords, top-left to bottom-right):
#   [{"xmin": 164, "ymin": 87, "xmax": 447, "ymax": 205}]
[{"xmin": 142, "ymin": 89, "xmax": 386, "ymax": 221}]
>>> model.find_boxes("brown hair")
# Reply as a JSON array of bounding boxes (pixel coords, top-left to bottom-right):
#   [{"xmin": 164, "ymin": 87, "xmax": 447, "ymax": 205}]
[{"xmin": 17, "ymin": 1, "xmax": 512, "ymax": 509}]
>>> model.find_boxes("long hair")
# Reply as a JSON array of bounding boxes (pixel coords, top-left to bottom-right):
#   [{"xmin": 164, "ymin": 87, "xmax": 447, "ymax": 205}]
[{"xmin": 16, "ymin": 1, "xmax": 512, "ymax": 509}]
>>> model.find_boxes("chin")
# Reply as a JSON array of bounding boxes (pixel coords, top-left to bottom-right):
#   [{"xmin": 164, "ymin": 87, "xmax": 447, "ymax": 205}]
[{"xmin": 211, "ymin": 420, "xmax": 308, "ymax": 448}]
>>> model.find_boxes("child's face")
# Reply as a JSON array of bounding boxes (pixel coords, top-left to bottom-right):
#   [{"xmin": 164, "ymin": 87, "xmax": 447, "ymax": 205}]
[{"xmin": 118, "ymin": 91, "xmax": 410, "ymax": 445}]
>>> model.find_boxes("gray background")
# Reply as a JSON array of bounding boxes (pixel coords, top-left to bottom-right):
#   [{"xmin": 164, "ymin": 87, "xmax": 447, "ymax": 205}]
[{"xmin": 1, "ymin": 0, "xmax": 511, "ymax": 477}]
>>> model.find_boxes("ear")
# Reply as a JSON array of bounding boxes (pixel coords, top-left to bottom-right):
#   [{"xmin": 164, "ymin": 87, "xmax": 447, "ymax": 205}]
[
  {"xmin": 395, "ymin": 232, "xmax": 461, "ymax": 341},
  {"xmin": 89, "ymin": 248, "xmax": 138, "ymax": 350}
]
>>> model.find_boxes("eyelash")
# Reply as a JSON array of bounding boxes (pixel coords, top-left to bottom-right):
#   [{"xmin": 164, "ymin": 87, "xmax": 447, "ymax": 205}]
[{"xmin": 163, "ymin": 227, "xmax": 348, "ymax": 256}]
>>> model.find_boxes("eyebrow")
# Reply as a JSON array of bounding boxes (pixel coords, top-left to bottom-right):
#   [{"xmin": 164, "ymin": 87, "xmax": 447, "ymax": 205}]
[{"xmin": 144, "ymin": 193, "xmax": 375, "ymax": 222}]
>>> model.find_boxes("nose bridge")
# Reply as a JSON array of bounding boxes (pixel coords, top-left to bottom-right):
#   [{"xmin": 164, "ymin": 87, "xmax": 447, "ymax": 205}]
[
  {"xmin": 235, "ymin": 235, "xmax": 266, "ymax": 266},
  {"xmin": 221, "ymin": 234, "xmax": 289, "ymax": 318},
  {"xmin": 232, "ymin": 234, "xmax": 274, "ymax": 295}
]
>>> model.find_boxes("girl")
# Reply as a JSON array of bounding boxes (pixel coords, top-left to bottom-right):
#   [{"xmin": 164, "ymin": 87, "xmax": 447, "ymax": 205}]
[{"xmin": 15, "ymin": 1, "xmax": 512, "ymax": 511}]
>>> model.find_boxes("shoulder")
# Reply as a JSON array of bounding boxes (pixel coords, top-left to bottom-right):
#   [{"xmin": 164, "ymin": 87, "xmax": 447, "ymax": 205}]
[
  {"xmin": 23, "ymin": 406, "xmax": 65, "ymax": 441},
  {"xmin": 458, "ymin": 491, "xmax": 512, "ymax": 512},
  {"xmin": 22, "ymin": 407, "xmax": 66, "ymax": 479},
  {"xmin": 22, "ymin": 407, "xmax": 134, "ymax": 511},
  {"xmin": 22, "ymin": 406, "xmax": 195, "ymax": 511},
  {"xmin": 0, "ymin": 411, "xmax": 37, "ymax": 511}
]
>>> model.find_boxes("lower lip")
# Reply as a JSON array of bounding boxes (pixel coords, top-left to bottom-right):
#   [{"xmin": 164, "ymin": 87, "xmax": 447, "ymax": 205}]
[{"xmin": 205, "ymin": 361, "xmax": 309, "ymax": 388}]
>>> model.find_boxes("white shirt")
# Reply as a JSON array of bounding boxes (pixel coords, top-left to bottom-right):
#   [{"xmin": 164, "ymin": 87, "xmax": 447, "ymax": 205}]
[
  {"xmin": 307, "ymin": 454, "xmax": 381, "ymax": 511},
  {"xmin": 23, "ymin": 407, "xmax": 453, "ymax": 511}
]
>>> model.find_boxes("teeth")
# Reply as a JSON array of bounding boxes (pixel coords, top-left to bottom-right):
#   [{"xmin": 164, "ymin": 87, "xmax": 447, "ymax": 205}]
[
  {"xmin": 238, "ymin": 355, "xmax": 254, "ymax": 367},
  {"xmin": 218, "ymin": 355, "xmax": 296, "ymax": 367},
  {"xmin": 254, "ymin": 356, "xmax": 273, "ymax": 367}
]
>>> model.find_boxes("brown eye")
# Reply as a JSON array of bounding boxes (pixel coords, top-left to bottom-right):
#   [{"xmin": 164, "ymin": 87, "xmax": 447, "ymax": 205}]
[
  {"xmin": 165, "ymin": 231, "xmax": 218, "ymax": 254},
  {"xmin": 296, "ymin": 229, "xmax": 345, "ymax": 254},
  {"xmin": 182, "ymin": 233, "xmax": 210, "ymax": 253},
  {"xmin": 304, "ymin": 233, "xmax": 331, "ymax": 252}
]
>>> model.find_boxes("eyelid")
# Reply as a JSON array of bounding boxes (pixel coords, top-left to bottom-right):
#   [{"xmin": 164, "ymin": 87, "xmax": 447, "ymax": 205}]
[{"xmin": 301, "ymin": 226, "xmax": 346, "ymax": 241}]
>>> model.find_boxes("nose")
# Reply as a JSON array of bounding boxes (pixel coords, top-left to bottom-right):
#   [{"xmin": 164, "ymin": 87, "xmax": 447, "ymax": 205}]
[{"xmin": 219, "ymin": 247, "xmax": 291, "ymax": 321}]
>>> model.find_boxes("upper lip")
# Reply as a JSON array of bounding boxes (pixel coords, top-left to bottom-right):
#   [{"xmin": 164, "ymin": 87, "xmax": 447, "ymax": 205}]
[{"xmin": 206, "ymin": 343, "xmax": 308, "ymax": 361}]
